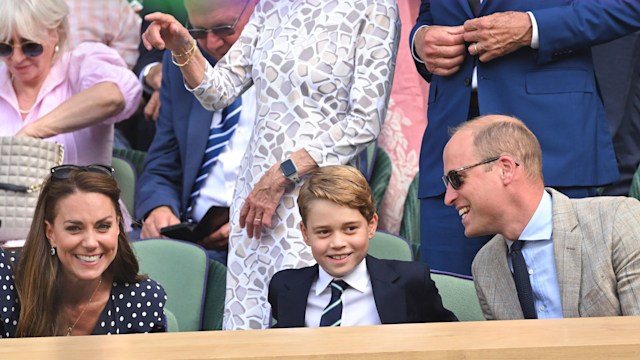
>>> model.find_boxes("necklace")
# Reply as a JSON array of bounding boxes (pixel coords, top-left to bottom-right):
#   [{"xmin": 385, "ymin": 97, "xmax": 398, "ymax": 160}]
[
  {"xmin": 66, "ymin": 278, "xmax": 103, "ymax": 336},
  {"xmin": 17, "ymin": 104, "xmax": 36, "ymax": 115}
]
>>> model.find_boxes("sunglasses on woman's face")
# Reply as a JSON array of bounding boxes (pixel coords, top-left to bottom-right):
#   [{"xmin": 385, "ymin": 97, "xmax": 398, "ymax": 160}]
[
  {"xmin": 0, "ymin": 41, "xmax": 44, "ymax": 58},
  {"xmin": 50, "ymin": 164, "xmax": 114, "ymax": 180}
]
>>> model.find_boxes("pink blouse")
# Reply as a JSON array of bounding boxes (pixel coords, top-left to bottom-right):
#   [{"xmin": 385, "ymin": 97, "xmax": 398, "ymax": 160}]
[{"xmin": 0, "ymin": 42, "xmax": 141, "ymax": 165}]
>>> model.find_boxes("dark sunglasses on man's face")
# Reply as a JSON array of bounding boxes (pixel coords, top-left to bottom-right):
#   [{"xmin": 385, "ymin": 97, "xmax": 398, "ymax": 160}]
[
  {"xmin": 442, "ymin": 156, "xmax": 501, "ymax": 190},
  {"xmin": 187, "ymin": 0, "xmax": 250, "ymax": 39},
  {"xmin": 0, "ymin": 41, "xmax": 44, "ymax": 58},
  {"xmin": 51, "ymin": 164, "xmax": 114, "ymax": 180}
]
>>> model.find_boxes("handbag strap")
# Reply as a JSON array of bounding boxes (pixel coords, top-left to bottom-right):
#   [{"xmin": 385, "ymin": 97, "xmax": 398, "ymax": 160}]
[{"xmin": 0, "ymin": 183, "xmax": 32, "ymax": 193}]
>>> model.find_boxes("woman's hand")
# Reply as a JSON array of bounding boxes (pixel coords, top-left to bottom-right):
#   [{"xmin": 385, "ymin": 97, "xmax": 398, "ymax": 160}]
[
  {"xmin": 239, "ymin": 164, "xmax": 289, "ymax": 239},
  {"xmin": 141, "ymin": 12, "xmax": 193, "ymax": 53}
]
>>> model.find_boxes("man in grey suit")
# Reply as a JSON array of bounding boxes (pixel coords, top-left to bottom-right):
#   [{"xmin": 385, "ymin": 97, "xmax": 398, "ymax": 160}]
[{"xmin": 442, "ymin": 114, "xmax": 640, "ymax": 320}]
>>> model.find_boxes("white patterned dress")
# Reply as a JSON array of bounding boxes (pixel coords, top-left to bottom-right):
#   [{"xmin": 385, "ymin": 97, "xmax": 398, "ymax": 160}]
[{"xmin": 189, "ymin": 0, "xmax": 400, "ymax": 329}]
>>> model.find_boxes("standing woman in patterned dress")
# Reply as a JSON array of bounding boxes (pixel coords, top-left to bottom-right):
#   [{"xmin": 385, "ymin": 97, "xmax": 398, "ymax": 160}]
[{"xmin": 143, "ymin": 0, "xmax": 400, "ymax": 329}]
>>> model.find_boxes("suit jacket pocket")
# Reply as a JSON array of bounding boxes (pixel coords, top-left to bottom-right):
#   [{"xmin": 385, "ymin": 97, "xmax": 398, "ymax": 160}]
[{"xmin": 525, "ymin": 69, "xmax": 593, "ymax": 94}]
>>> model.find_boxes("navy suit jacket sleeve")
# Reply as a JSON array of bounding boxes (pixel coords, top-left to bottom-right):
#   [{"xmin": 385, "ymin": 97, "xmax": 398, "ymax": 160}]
[
  {"xmin": 134, "ymin": 50, "xmax": 184, "ymax": 221},
  {"xmin": 409, "ymin": 0, "xmax": 433, "ymax": 82},
  {"xmin": 533, "ymin": 1, "xmax": 640, "ymax": 63}
]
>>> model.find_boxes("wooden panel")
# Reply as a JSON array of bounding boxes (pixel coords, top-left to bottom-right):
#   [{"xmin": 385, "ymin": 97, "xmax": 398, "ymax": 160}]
[{"xmin": 1, "ymin": 316, "xmax": 640, "ymax": 359}]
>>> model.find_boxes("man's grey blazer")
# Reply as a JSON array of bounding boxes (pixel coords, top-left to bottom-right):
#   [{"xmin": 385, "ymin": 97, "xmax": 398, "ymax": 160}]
[{"xmin": 472, "ymin": 188, "xmax": 640, "ymax": 320}]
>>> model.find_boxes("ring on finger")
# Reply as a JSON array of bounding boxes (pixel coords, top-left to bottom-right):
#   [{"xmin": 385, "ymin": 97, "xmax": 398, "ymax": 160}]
[{"xmin": 474, "ymin": 43, "xmax": 479, "ymax": 53}]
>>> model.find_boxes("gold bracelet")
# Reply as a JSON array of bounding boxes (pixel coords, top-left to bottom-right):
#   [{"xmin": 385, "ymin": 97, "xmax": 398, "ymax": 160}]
[
  {"xmin": 172, "ymin": 52, "xmax": 194, "ymax": 67},
  {"xmin": 171, "ymin": 39, "xmax": 196, "ymax": 58},
  {"xmin": 171, "ymin": 40, "xmax": 197, "ymax": 67}
]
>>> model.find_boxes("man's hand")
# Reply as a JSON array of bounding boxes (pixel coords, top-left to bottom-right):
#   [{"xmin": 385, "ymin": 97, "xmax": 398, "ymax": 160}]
[
  {"xmin": 414, "ymin": 25, "xmax": 466, "ymax": 76},
  {"xmin": 144, "ymin": 63, "xmax": 163, "ymax": 91},
  {"xmin": 463, "ymin": 11, "xmax": 532, "ymax": 62},
  {"xmin": 198, "ymin": 222, "xmax": 230, "ymax": 250},
  {"xmin": 141, "ymin": 206, "xmax": 180, "ymax": 238},
  {"xmin": 144, "ymin": 90, "xmax": 161, "ymax": 122}
]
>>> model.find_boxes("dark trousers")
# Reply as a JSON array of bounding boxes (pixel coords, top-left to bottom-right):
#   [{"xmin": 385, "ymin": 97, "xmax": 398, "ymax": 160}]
[{"xmin": 593, "ymin": 32, "xmax": 640, "ymax": 196}]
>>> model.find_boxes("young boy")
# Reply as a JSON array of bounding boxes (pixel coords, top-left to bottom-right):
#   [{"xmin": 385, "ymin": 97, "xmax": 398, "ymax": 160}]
[{"xmin": 268, "ymin": 165, "xmax": 457, "ymax": 327}]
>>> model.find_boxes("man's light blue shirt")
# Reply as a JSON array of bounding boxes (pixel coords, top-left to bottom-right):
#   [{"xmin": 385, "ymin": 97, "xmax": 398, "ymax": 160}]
[{"xmin": 507, "ymin": 190, "xmax": 563, "ymax": 319}]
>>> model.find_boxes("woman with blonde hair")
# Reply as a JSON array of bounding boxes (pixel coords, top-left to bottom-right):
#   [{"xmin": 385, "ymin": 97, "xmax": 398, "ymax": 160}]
[
  {"xmin": 0, "ymin": 165, "xmax": 166, "ymax": 337},
  {"xmin": 0, "ymin": 0, "xmax": 141, "ymax": 166}
]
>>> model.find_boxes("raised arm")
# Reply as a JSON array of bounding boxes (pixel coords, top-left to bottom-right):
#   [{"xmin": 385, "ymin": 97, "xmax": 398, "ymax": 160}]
[
  {"xmin": 141, "ymin": 12, "xmax": 208, "ymax": 90},
  {"xmin": 16, "ymin": 43, "xmax": 141, "ymax": 138}
]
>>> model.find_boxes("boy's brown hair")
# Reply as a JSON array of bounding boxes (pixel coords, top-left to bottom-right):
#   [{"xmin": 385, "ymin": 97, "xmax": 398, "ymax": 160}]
[{"xmin": 297, "ymin": 165, "xmax": 376, "ymax": 224}]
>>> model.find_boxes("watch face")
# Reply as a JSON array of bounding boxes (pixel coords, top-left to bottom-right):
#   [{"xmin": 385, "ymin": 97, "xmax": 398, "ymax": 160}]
[{"xmin": 281, "ymin": 159, "xmax": 297, "ymax": 176}]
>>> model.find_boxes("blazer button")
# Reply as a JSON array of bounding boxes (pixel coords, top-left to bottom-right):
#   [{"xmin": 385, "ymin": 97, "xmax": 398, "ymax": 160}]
[{"xmin": 463, "ymin": 77, "xmax": 471, "ymax": 86}]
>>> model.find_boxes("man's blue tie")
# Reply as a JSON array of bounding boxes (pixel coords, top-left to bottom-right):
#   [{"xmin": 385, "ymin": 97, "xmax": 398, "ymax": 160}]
[
  {"xmin": 186, "ymin": 97, "xmax": 242, "ymax": 216},
  {"xmin": 510, "ymin": 240, "xmax": 538, "ymax": 319},
  {"xmin": 319, "ymin": 280, "xmax": 348, "ymax": 327}
]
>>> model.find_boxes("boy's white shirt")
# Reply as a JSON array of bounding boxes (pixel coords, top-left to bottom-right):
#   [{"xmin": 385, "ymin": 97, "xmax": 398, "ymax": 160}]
[{"xmin": 305, "ymin": 258, "xmax": 382, "ymax": 327}]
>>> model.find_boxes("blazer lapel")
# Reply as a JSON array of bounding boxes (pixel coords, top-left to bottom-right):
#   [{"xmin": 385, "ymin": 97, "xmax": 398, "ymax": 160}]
[
  {"xmin": 460, "ymin": 0, "xmax": 475, "ymax": 18},
  {"xmin": 181, "ymin": 50, "xmax": 218, "ymax": 211},
  {"xmin": 548, "ymin": 188, "xmax": 582, "ymax": 318},
  {"xmin": 277, "ymin": 265, "xmax": 317, "ymax": 327},
  {"xmin": 485, "ymin": 237, "xmax": 524, "ymax": 319},
  {"xmin": 182, "ymin": 99, "xmax": 214, "ymax": 207},
  {"xmin": 367, "ymin": 256, "xmax": 405, "ymax": 324}
]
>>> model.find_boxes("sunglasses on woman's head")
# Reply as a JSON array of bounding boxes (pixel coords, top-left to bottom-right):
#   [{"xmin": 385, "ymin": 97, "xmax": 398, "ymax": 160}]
[
  {"xmin": 50, "ymin": 164, "xmax": 114, "ymax": 180},
  {"xmin": 0, "ymin": 41, "xmax": 44, "ymax": 58}
]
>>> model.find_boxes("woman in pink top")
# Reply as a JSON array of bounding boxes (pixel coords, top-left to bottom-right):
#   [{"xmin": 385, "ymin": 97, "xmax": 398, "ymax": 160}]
[{"xmin": 0, "ymin": 0, "xmax": 141, "ymax": 166}]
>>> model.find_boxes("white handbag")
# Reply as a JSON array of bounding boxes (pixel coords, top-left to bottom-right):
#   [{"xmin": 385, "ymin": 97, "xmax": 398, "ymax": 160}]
[{"xmin": 0, "ymin": 136, "xmax": 64, "ymax": 241}]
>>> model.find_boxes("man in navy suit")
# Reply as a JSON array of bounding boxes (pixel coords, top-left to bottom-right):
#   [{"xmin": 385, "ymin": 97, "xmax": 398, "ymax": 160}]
[
  {"xmin": 268, "ymin": 166, "xmax": 457, "ymax": 327},
  {"xmin": 135, "ymin": 0, "xmax": 257, "ymax": 263},
  {"xmin": 409, "ymin": 0, "xmax": 640, "ymax": 276}
]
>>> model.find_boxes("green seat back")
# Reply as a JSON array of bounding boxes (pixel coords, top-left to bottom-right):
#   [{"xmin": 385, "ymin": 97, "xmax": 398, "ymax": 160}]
[
  {"xmin": 111, "ymin": 157, "xmax": 136, "ymax": 215},
  {"xmin": 202, "ymin": 259, "xmax": 227, "ymax": 330},
  {"xmin": 132, "ymin": 239, "xmax": 209, "ymax": 331},
  {"xmin": 112, "ymin": 147, "xmax": 148, "ymax": 177},
  {"xmin": 630, "ymin": 165, "xmax": 640, "ymax": 200},
  {"xmin": 369, "ymin": 148, "xmax": 392, "ymax": 212},
  {"xmin": 431, "ymin": 273, "xmax": 485, "ymax": 321},
  {"xmin": 400, "ymin": 173, "xmax": 421, "ymax": 259},
  {"xmin": 368, "ymin": 231, "xmax": 413, "ymax": 261},
  {"xmin": 164, "ymin": 308, "xmax": 179, "ymax": 332}
]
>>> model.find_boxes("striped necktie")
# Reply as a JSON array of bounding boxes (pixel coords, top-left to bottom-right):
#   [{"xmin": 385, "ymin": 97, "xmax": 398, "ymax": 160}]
[
  {"xmin": 510, "ymin": 240, "xmax": 537, "ymax": 319},
  {"xmin": 320, "ymin": 280, "xmax": 348, "ymax": 327},
  {"xmin": 186, "ymin": 97, "xmax": 242, "ymax": 216}
]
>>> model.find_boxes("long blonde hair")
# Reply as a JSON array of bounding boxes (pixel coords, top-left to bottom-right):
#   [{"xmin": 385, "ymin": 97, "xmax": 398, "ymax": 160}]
[{"xmin": 14, "ymin": 169, "xmax": 144, "ymax": 337}]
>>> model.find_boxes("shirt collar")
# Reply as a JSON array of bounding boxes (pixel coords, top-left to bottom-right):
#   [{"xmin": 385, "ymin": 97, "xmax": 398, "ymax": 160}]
[
  {"xmin": 315, "ymin": 259, "xmax": 370, "ymax": 295},
  {"xmin": 518, "ymin": 190, "xmax": 553, "ymax": 241}
]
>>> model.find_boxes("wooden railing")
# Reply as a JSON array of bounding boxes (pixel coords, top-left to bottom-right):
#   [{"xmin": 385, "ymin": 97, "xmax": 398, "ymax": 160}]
[{"xmin": 1, "ymin": 316, "xmax": 640, "ymax": 359}]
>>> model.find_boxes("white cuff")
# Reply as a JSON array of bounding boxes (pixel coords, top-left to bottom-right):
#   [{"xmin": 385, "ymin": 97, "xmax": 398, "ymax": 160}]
[
  {"xmin": 527, "ymin": 11, "xmax": 539, "ymax": 49},
  {"xmin": 139, "ymin": 62, "xmax": 160, "ymax": 94},
  {"xmin": 411, "ymin": 25, "xmax": 429, "ymax": 64}
]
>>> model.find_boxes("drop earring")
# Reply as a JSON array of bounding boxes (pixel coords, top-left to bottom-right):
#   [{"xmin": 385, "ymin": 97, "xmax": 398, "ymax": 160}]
[
  {"xmin": 50, "ymin": 246, "xmax": 56, "ymax": 256},
  {"xmin": 54, "ymin": 45, "xmax": 59, "ymax": 53}
]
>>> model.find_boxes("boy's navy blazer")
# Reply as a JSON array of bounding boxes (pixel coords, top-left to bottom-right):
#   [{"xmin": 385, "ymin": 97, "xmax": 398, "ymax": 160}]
[{"xmin": 268, "ymin": 255, "xmax": 457, "ymax": 327}]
